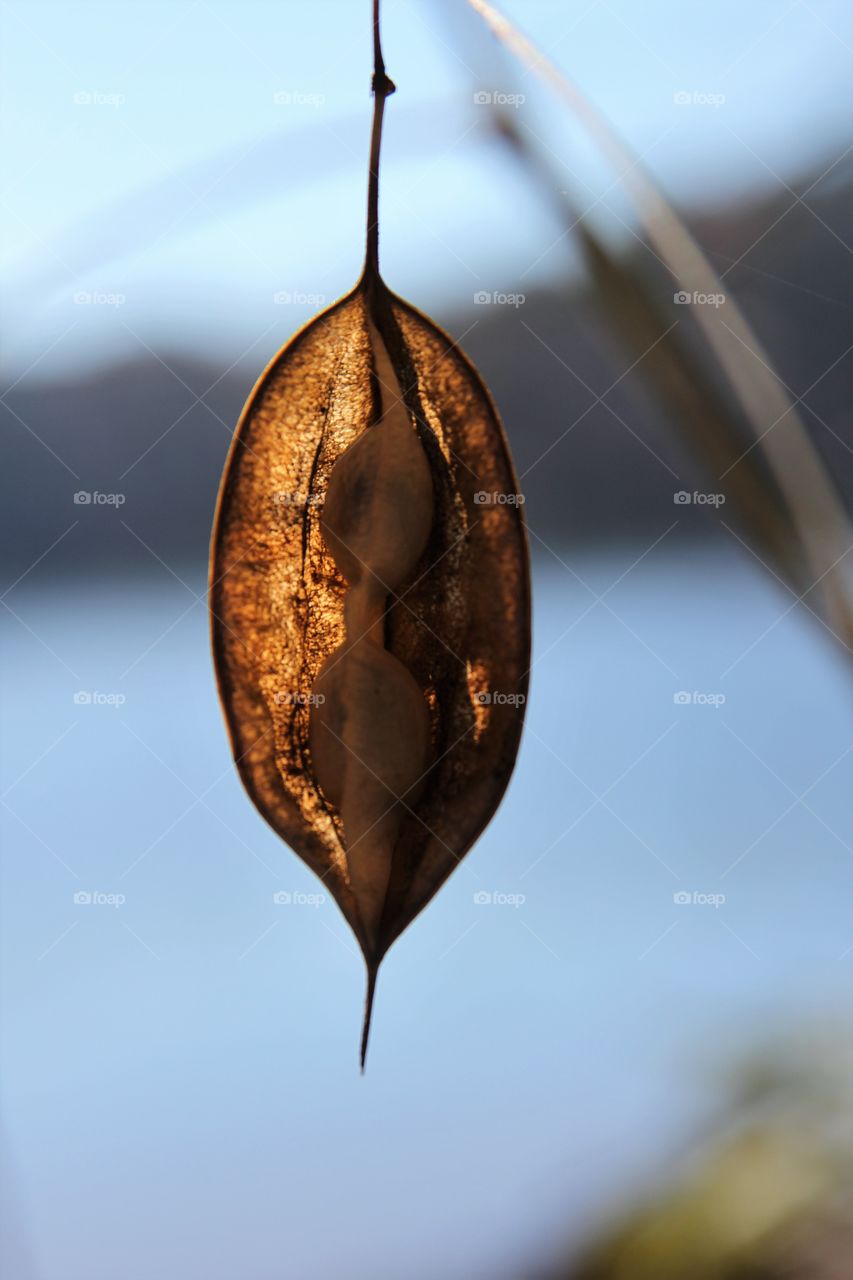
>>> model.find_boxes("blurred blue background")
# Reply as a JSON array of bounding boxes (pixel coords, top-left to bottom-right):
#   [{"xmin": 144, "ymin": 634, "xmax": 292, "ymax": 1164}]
[{"xmin": 2, "ymin": 2, "xmax": 852, "ymax": 1278}]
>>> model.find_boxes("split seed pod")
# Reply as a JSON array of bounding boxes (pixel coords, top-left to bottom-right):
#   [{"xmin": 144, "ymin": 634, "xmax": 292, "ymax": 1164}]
[{"xmin": 210, "ymin": 28, "xmax": 530, "ymax": 1064}]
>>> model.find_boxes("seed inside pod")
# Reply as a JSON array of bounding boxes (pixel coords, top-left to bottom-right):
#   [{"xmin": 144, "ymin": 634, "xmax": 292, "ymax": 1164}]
[
  {"xmin": 320, "ymin": 320, "xmax": 434, "ymax": 592},
  {"xmin": 310, "ymin": 642, "xmax": 432, "ymax": 949},
  {"xmin": 310, "ymin": 319, "xmax": 435, "ymax": 951}
]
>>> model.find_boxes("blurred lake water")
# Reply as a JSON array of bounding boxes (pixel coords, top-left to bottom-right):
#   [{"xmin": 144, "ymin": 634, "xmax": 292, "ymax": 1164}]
[{"xmin": 2, "ymin": 546, "xmax": 851, "ymax": 1280}]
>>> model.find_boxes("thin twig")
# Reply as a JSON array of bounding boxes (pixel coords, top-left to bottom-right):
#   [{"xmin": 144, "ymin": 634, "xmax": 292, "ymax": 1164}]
[{"xmin": 364, "ymin": 0, "xmax": 396, "ymax": 280}]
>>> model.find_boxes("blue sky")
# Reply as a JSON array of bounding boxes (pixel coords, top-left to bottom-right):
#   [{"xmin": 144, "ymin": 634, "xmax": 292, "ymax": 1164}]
[{"xmin": 2, "ymin": 0, "xmax": 851, "ymax": 375}]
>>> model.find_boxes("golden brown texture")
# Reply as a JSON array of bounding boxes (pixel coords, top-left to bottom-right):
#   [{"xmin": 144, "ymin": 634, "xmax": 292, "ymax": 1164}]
[{"xmin": 210, "ymin": 279, "xmax": 530, "ymax": 1053}]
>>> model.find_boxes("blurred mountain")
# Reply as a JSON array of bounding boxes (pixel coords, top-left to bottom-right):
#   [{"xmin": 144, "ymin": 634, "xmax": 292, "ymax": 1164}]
[{"xmin": 2, "ymin": 170, "xmax": 851, "ymax": 585}]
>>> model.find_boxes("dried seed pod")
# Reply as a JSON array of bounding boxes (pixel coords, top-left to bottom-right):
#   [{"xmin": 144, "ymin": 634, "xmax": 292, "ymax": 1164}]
[{"xmin": 210, "ymin": 8, "xmax": 530, "ymax": 1064}]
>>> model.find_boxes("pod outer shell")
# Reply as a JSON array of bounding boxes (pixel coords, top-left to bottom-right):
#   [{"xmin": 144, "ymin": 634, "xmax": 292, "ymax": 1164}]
[{"xmin": 210, "ymin": 283, "xmax": 531, "ymax": 961}]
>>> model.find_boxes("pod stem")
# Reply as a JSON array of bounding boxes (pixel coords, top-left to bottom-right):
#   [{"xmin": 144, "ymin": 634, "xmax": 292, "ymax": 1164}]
[
  {"xmin": 360, "ymin": 960, "xmax": 379, "ymax": 1072},
  {"xmin": 364, "ymin": 0, "xmax": 395, "ymax": 281}
]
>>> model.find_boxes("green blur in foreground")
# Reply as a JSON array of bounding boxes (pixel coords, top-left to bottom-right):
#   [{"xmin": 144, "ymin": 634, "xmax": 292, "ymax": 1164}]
[{"xmin": 553, "ymin": 1027, "xmax": 853, "ymax": 1280}]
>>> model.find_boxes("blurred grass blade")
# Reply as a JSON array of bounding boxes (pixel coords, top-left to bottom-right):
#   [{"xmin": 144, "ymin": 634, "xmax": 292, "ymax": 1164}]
[
  {"xmin": 466, "ymin": 0, "xmax": 853, "ymax": 651},
  {"xmin": 493, "ymin": 113, "xmax": 811, "ymax": 598},
  {"xmin": 579, "ymin": 225, "xmax": 812, "ymax": 595}
]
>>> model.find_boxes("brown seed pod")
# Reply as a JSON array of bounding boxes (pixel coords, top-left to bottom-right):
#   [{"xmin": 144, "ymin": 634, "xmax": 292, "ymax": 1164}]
[{"xmin": 209, "ymin": 5, "xmax": 530, "ymax": 1064}]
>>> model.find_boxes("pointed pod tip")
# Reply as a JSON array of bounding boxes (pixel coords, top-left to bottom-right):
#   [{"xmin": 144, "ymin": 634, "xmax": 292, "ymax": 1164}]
[{"xmin": 359, "ymin": 961, "xmax": 379, "ymax": 1073}]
